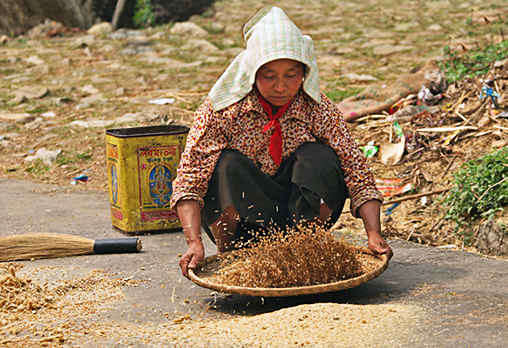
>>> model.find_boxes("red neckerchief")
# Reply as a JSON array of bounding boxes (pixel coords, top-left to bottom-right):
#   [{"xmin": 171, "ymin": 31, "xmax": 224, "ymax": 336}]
[{"xmin": 256, "ymin": 90, "xmax": 292, "ymax": 165}]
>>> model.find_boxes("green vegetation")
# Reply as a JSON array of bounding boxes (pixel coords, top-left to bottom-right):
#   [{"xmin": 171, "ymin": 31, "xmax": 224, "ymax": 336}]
[
  {"xmin": 25, "ymin": 159, "xmax": 50, "ymax": 177},
  {"xmin": 325, "ymin": 87, "xmax": 364, "ymax": 103},
  {"xmin": 440, "ymin": 40, "xmax": 508, "ymax": 82},
  {"xmin": 57, "ymin": 149, "xmax": 93, "ymax": 166},
  {"xmin": 134, "ymin": 0, "xmax": 155, "ymax": 29},
  {"xmin": 27, "ymin": 106, "xmax": 48, "ymax": 114},
  {"xmin": 441, "ymin": 147, "xmax": 508, "ymax": 244}
]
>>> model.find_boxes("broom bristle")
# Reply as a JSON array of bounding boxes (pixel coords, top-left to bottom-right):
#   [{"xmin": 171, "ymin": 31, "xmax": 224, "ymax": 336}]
[{"xmin": 0, "ymin": 233, "xmax": 94, "ymax": 262}]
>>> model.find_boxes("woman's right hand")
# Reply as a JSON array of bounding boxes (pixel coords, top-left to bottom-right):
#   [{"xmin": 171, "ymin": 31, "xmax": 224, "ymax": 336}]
[
  {"xmin": 179, "ymin": 241, "xmax": 205, "ymax": 277},
  {"xmin": 176, "ymin": 199, "xmax": 204, "ymax": 276}
]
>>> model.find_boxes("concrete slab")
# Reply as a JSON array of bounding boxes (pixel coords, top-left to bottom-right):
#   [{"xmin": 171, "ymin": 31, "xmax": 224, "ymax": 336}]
[{"xmin": 1, "ymin": 178, "xmax": 507, "ymax": 347}]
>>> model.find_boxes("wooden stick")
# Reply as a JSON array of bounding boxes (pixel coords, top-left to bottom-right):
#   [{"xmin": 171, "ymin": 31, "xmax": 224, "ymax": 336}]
[
  {"xmin": 417, "ymin": 126, "xmax": 478, "ymax": 132},
  {"xmin": 493, "ymin": 125, "xmax": 508, "ymax": 132},
  {"xmin": 475, "ymin": 177, "xmax": 508, "ymax": 203},
  {"xmin": 382, "ymin": 187, "xmax": 452, "ymax": 206},
  {"xmin": 112, "ymin": 0, "xmax": 127, "ymax": 30},
  {"xmin": 439, "ymin": 155, "xmax": 458, "ymax": 180},
  {"xmin": 455, "ymin": 111, "xmax": 469, "ymax": 123}
]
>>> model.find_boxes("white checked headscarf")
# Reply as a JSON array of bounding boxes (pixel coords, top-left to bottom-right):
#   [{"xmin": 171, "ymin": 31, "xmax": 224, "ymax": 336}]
[{"xmin": 208, "ymin": 6, "xmax": 321, "ymax": 111}]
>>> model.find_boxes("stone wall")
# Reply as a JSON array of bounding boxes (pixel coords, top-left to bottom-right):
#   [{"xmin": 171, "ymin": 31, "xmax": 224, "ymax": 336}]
[
  {"xmin": 0, "ymin": 0, "xmax": 215, "ymax": 36},
  {"xmin": 0, "ymin": 0, "xmax": 94, "ymax": 35}
]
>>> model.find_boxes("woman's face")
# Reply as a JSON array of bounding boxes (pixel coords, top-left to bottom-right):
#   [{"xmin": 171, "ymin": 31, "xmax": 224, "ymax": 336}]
[{"xmin": 255, "ymin": 59, "xmax": 305, "ymax": 107}]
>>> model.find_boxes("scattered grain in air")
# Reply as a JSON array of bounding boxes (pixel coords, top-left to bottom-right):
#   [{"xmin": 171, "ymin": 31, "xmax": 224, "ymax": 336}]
[
  {"xmin": 248, "ymin": 205, "xmax": 254, "ymax": 209},
  {"xmin": 199, "ymin": 224, "xmax": 381, "ymax": 288}
]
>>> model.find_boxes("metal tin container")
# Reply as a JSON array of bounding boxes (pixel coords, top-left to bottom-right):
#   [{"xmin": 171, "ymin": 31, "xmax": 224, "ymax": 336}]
[{"xmin": 106, "ymin": 124, "xmax": 189, "ymax": 235}]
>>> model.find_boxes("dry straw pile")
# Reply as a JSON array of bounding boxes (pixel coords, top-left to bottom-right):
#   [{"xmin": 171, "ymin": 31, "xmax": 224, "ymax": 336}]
[
  {"xmin": 0, "ymin": 262, "xmax": 139, "ymax": 347},
  {"xmin": 212, "ymin": 224, "xmax": 367, "ymax": 288}
]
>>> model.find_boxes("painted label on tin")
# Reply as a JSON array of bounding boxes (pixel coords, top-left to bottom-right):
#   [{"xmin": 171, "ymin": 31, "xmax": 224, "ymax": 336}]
[
  {"xmin": 138, "ymin": 145, "xmax": 180, "ymax": 222},
  {"xmin": 107, "ymin": 143, "xmax": 123, "ymax": 220}
]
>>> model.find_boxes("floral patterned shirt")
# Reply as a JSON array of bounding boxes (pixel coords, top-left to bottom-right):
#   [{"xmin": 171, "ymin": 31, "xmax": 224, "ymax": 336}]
[{"xmin": 170, "ymin": 89, "xmax": 382, "ymax": 217}]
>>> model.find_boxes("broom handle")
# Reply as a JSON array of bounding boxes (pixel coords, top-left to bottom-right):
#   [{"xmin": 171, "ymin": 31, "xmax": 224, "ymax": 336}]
[{"xmin": 93, "ymin": 238, "xmax": 142, "ymax": 254}]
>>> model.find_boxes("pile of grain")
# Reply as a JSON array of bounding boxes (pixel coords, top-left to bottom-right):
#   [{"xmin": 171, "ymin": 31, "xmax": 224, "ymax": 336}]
[
  {"xmin": 41, "ymin": 302, "xmax": 424, "ymax": 347},
  {"xmin": 173, "ymin": 302, "xmax": 425, "ymax": 347},
  {"xmin": 0, "ymin": 262, "xmax": 139, "ymax": 347},
  {"xmin": 212, "ymin": 224, "xmax": 368, "ymax": 288}
]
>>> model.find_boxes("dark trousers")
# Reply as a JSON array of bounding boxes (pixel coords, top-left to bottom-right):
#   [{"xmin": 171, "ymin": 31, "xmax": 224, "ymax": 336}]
[{"xmin": 201, "ymin": 143, "xmax": 349, "ymax": 244}]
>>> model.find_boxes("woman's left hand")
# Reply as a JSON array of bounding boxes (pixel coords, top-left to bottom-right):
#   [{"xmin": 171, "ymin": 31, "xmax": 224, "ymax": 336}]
[
  {"xmin": 358, "ymin": 200, "xmax": 394, "ymax": 261},
  {"xmin": 367, "ymin": 231, "xmax": 393, "ymax": 260}
]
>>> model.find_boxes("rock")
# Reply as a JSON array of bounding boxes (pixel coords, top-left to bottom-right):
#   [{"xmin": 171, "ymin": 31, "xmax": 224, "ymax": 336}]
[
  {"xmin": 169, "ymin": 22, "xmax": 208, "ymax": 37},
  {"xmin": 477, "ymin": 116, "xmax": 492, "ymax": 129},
  {"xmin": 99, "ymin": 44, "xmax": 115, "ymax": 53},
  {"xmin": 428, "ymin": 24, "xmax": 443, "ymax": 31},
  {"xmin": 75, "ymin": 35, "xmax": 96, "ymax": 47},
  {"xmin": 0, "ymin": 133, "xmax": 19, "ymax": 141},
  {"xmin": 52, "ymin": 97, "xmax": 73, "ymax": 105},
  {"xmin": 137, "ymin": 76, "xmax": 148, "ymax": 85},
  {"xmin": 23, "ymin": 119, "xmax": 44, "ymax": 131},
  {"xmin": 83, "ymin": 46, "xmax": 93, "ymax": 56},
  {"xmin": 24, "ymin": 148, "xmax": 62, "ymax": 166},
  {"xmin": 225, "ymin": 47, "xmax": 244, "ymax": 57},
  {"xmin": 341, "ymin": 73, "xmax": 377, "ymax": 82},
  {"xmin": 11, "ymin": 87, "xmax": 50, "ymax": 102},
  {"xmin": 120, "ymin": 42, "xmax": 154, "ymax": 55},
  {"xmin": 31, "ymin": 64, "xmax": 50, "ymax": 75},
  {"xmin": 27, "ymin": 20, "xmax": 64, "ymax": 39},
  {"xmin": 394, "ymin": 22, "xmax": 420, "ymax": 32},
  {"xmin": 208, "ymin": 22, "xmax": 225, "ymax": 34},
  {"xmin": 181, "ymin": 39, "xmax": 218, "ymax": 53},
  {"xmin": 75, "ymin": 95, "xmax": 104, "ymax": 110},
  {"xmin": 137, "ymin": 56, "xmax": 175, "ymax": 65},
  {"xmin": 0, "ymin": 112, "xmax": 35, "ymax": 124},
  {"xmin": 329, "ymin": 47, "xmax": 355, "ymax": 55},
  {"xmin": 26, "ymin": 55, "xmax": 45, "ymax": 65},
  {"xmin": 107, "ymin": 29, "xmax": 145, "ymax": 40},
  {"xmin": 360, "ymin": 40, "xmax": 390, "ymax": 49},
  {"xmin": 221, "ymin": 38, "xmax": 235, "ymax": 47},
  {"xmin": 87, "ymin": 22, "xmax": 113, "ymax": 36},
  {"xmin": 81, "ymin": 85, "xmax": 100, "ymax": 95},
  {"xmin": 41, "ymin": 111, "xmax": 56, "ymax": 118},
  {"xmin": 373, "ymin": 45, "xmax": 415, "ymax": 56},
  {"xmin": 115, "ymin": 112, "xmax": 159, "ymax": 123},
  {"xmin": 114, "ymin": 87, "xmax": 126, "ymax": 96},
  {"xmin": 69, "ymin": 120, "xmax": 115, "ymax": 128},
  {"xmin": 150, "ymin": 32, "xmax": 165, "ymax": 39},
  {"xmin": 475, "ymin": 221, "xmax": 508, "ymax": 256},
  {"xmin": 153, "ymin": 74, "xmax": 169, "ymax": 82},
  {"xmin": 36, "ymin": 133, "xmax": 59, "ymax": 143},
  {"xmin": 0, "ymin": 139, "xmax": 21, "ymax": 152}
]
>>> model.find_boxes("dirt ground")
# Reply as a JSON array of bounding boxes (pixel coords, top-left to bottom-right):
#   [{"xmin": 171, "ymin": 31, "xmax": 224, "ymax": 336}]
[
  {"xmin": 1, "ymin": 178, "xmax": 507, "ymax": 347},
  {"xmin": 1, "ymin": 0, "xmax": 508, "ymax": 254}
]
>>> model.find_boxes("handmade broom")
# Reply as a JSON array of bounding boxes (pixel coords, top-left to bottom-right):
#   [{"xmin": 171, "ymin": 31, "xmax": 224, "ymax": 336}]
[{"xmin": 0, "ymin": 233, "xmax": 142, "ymax": 262}]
